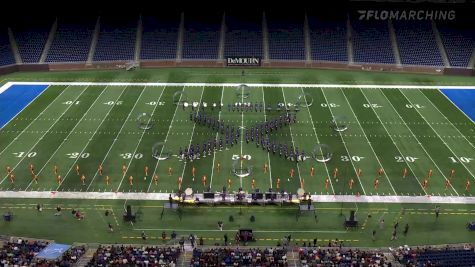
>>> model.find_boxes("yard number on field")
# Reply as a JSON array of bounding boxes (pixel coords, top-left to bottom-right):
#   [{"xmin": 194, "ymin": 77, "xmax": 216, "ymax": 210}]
[
  {"xmin": 395, "ymin": 156, "xmax": 418, "ymax": 162},
  {"xmin": 341, "ymin": 155, "xmax": 364, "ymax": 162},
  {"xmin": 67, "ymin": 152, "xmax": 90, "ymax": 159},
  {"xmin": 13, "ymin": 152, "xmax": 37, "ymax": 158},
  {"xmin": 405, "ymin": 104, "xmax": 424, "ymax": 109},
  {"xmin": 62, "ymin": 101, "xmax": 80, "ymax": 105},
  {"xmin": 321, "ymin": 103, "xmax": 339, "ymax": 107},
  {"xmin": 449, "ymin": 156, "xmax": 473, "ymax": 163},
  {"xmin": 363, "ymin": 103, "xmax": 382, "ymax": 108},
  {"xmin": 120, "ymin": 153, "xmax": 143, "ymax": 159},
  {"xmin": 103, "ymin": 101, "xmax": 123, "ymax": 105},
  {"xmin": 146, "ymin": 101, "xmax": 165, "ymax": 106}
]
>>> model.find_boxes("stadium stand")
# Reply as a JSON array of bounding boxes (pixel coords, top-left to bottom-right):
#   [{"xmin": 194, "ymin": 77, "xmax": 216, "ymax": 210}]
[
  {"xmin": 351, "ymin": 20, "xmax": 395, "ymax": 64},
  {"xmin": 141, "ymin": 16, "xmax": 179, "ymax": 60},
  {"xmin": 437, "ymin": 22, "xmax": 475, "ymax": 68},
  {"xmin": 299, "ymin": 247, "xmax": 389, "ymax": 266},
  {"xmin": 268, "ymin": 16, "xmax": 305, "ymax": 60},
  {"xmin": 46, "ymin": 19, "xmax": 95, "ymax": 62},
  {"xmin": 224, "ymin": 15, "xmax": 263, "ymax": 58},
  {"xmin": 0, "ymin": 32, "xmax": 15, "ymax": 66},
  {"xmin": 394, "ymin": 21, "xmax": 444, "ymax": 66},
  {"xmin": 182, "ymin": 15, "xmax": 221, "ymax": 60},
  {"xmin": 308, "ymin": 16, "xmax": 348, "ymax": 62},
  {"xmin": 393, "ymin": 244, "xmax": 475, "ymax": 267},
  {"xmin": 0, "ymin": 237, "xmax": 86, "ymax": 266},
  {"xmin": 191, "ymin": 247, "xmax": 287, "ymax": 266},
  {"xmin": 93, "ymin": 17, "xmax": 137, "ymax": 62},
  {"xmin": 87, "ymin": 245, "xmax": 180, "ymax": 266},
  {"xmin": 12, "ymin": 22, "xmax": 52, "ymax": 63}
]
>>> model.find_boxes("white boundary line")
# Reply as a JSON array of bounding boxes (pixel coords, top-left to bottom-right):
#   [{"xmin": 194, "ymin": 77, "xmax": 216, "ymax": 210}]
[
  {"xmin": 261, "ymin": 86, "xmax": 273, "ymax": 189},
  {"xmin": 0, "ymin": 85, "xmax": 61, "ymax": 156},
  {"xmin": 209, "ymin": 86, "xmax": 224, "ymax": 189},
  {"xmin": 400, "ymin": 89, "xmax": 475, "ymax": 182},
  {"xmin": 280, "ymin": 87, "xmax": 303, "ymax": 186},
  {"xmin": 378, "ymin": 88, "xmax": 459, "ymax": 196},
  {"xmin": 0, "ymin": 85, "xmax": 88, "ymax": 185},
  {"xmin": 0, "ymin": 84, "xmax": 50, "ymax": 130},
  {"xmin": 358, "ymin": 88, "xmax": 427, "ymax": 195},
  {"xmin": 343, "ymin": 88, "xmax": 397, "ymax": 196},
  {"xmin": 146, "ymin": 86, "xmax": 186, "ymax": 192},
  {"xmin": 320, "ymin": 88, "xmax": 367, "ymax": 195},
  {"xmin": 3, "ymin": 191, "xmax": 474, "ymax": 204},
  {"xmin": 299, "ymin": 87, "xmax": 335, "ymax": 194},
  {"xmin": 418, "ymin": 89, "xmax": 475, "ymax": 150},
  {"xmin": 3, "ymin": 81, "xmax": 475, "ymax": 89}
]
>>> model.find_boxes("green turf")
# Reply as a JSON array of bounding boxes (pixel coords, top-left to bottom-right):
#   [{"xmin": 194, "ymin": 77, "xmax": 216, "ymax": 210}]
[
  {"xmin": 0, "ymin": 198, "xmax": 473, "ymax": 247},
  {"xmin": 0, "ymin": 67, "xmax": 474, "ymax": 247}
]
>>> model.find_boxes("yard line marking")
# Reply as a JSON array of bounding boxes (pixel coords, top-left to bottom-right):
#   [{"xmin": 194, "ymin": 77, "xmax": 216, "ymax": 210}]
[
  {"xmin": 379, "ymin": 88, "xmax": 459, "ymax": 195},
  {"xmin": 320, "ymin": 88, "xmax": 367, "ymax": 195},
  {"xmin": 239, "ymin": 85, "xmax": 244, "ymax": 188},
  {"xmin": 262, "ymin": 86, "xmax": 273, "ymax": 189},
  {"xmin": 358, "ymin": 88, "xmax": 426, "ymax": 195},
  {"xmin": 90, "ymin": 85, "xmax": 161, "ymax": 190},
  {"xmin": 280, "ymin": 87, "xmax": 303, "ymax": 187},
  {"xmin": 0, "ymin": 84, "xmax": 51, "ymax": 131},
  {"xmin": 300, "ymin": 87, "xmax": 334, "ymax": 194},
  {"xmin": 23, "ymin": 85, "xmax": 112, "ymax": 189},
  {"xmin": 0, "ymin": 85, "xmax": 65, "ymax": 156},
  {"xmin": 145, "ymin": 86, "xmax": 186, "ymax": 192},
  {"xmin": 209, "ymin": 86, "xmax": 224, "ymax": 189},
  {"xmin": 51, "ymin": 85, "xmax": 128, "ymax": 190},
  {"xmin": 179, "ymin": 87, "xmax": 205, "ymax": 188},
  {"xmin": 400, "ymin": 89, "xmax": 475, "ymax": 183},
  {"xmin": 342, "ymin": 88, "xmax": 398, "ymax": 195},
  {"xmin": 418, "ymin": 89, "xmax": 475, "ymax": 151},
  {"xmin": 0, "ymin": 85, "xmax": 88, "ymax": 185}
]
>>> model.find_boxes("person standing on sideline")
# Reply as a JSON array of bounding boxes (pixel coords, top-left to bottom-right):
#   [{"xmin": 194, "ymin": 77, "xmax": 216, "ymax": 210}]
[
  {"xmin": 54, "ymin": 205, "xmax": 61, "ymax": 216},
  {"xmin": 403, "ymin": 224, "xmax": 409, "ymax": 236},
  {"xmin": 372, "ymin": 230, "xmax": 376, "ymax": 241},
  {"xmin": 435, "ymin": 205, "xmax": 440, "ymax": 219},
  {"xmin": 108, "ymin": 223, "xmax": 114, "ymax": 232}
]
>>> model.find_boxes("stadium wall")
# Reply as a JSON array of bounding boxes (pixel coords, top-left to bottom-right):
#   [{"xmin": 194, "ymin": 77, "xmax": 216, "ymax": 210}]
[{"xmin": 0, "ymin": 60, "xmax": 471, "ymax": 76}]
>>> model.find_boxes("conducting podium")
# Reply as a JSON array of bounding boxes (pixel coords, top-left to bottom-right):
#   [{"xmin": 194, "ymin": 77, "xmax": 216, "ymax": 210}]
[
  {"xmin": 344, "ymin": 210, "xmax": 358, "ymax": 228},
  {"xmin": 296, "ymin": 190, "xmax": 317, "ymax": 222},
  {"xmin": 161, "ymin": 194, "xmax": 182, "ymax": 220},
  {"xmin": 123, "ymin": 205, "xmax": 136, "ymax": 222}
]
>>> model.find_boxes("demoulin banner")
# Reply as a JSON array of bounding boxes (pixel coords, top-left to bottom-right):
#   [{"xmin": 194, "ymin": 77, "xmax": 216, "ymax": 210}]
[{"xmin": 226, "ymin": 57, "xmax": 261, "ymax": 67}]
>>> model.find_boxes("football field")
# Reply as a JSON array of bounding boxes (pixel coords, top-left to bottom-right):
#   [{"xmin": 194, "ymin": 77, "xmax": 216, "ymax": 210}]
[{"xmin": 1, "ymin": 81, "xmax": 474, "ymax": 200}]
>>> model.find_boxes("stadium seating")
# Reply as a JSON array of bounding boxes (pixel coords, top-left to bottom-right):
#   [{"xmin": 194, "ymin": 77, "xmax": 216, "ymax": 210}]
[
  {"xmin": 351, "ymin": 20, "xmax": 395, "ymax": 64},
  {"xmin": 393, "ymin": 21, "xmax": 444, "ymax": 66},
  {"xmin": 93, "ymin": 18, "xmax": 137, "ymax": 62},
  {"xmin": 0, "ymin": 33, "xmax": 15, "ymax": 66},
  {"xmin": 308, "ymin": 17, "xmax": 348, "ymax": 62},
  {"xmin": 299, "ymin": 247, "xmax": 388, "ymax": 266},
  {"xmin": 224, "ymin": 15, "xmax": 263, "ymax": 58},
  {"xmin": 13, "ymin": 24, "xmax": 51, "ymax": 63},
  {"xmin": 88, "ymin": 245, "xmax": 180, "ymax": 266},
  {"xmin": 438, "ymin": 23, "xmax": 475, "ymax": 68},
  {"xmin": 0, "ymin": 238, "xmax": 85, "ymax": 266},
  {"xmin": 182, "ymin": 18, "xmax": 220, "ymax": 60},
  {"xmin": 141, "ymin": 16, "xmax": 179, "ymax": 60},
  {"xmin": 393, "ymin": 245, "xmax": 475, "ymax": 267},
  {"xmin": 191, "ymin": 247, "xmax": 287, "ymax": 266},
  {"xmin": 0, "ymin": 239, "xmax": 49, "ymax": 266},
  {"xmin": 268, "ymin": 18, "xmax": 305, "ymax": 60},
  {"xmin": 46, "ymin": 22, "xmax": 94, "ymax": 62}
]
